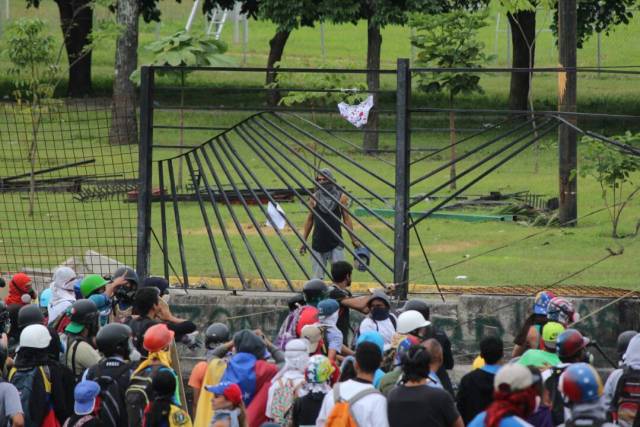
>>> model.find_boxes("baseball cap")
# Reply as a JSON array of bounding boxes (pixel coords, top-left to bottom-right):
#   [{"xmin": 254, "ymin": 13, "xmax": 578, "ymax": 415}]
[
  {"xmin": 317, "ymin": 299, "xmax": 339, "ymax": 318},
  {"xmin": 74, "ymin": 380, "xmax": 100, "ymax": 415},
  {"xmin": 65, "ymin": 321, "xmax": 84, "ymax": 335},
  {"xmin": 205, "ymin": 382, "xmax": 243, "ymax": 406},
  {"xmin": 300, "ymin": 324, "xmax": 322, "ymax": 353},
  {"xmin": 494, "ymin": 364, "xmax": 533, "ymax": 392}
]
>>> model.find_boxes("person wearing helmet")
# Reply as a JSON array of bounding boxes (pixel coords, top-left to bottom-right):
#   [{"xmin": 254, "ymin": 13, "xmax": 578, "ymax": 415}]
[
  {"xmin": 299, "ymin": 168, "xmax": 360, "ymax": 279},
  {"xmin": 302, "ymin": 279, "xmax": 328, "ymax": 308},
  {"xmin": 78, "ymin": 273, "xmax": 128, "ymax": 324},
  {"xmin": 558, "ymin": 363, "xmax": 615, "ymax": 427},
  {"xmin": 64, "ymin": 299, "xmax": 101, "ymax": 378},
  {"xmin": 188, "ymin": 322, "xmax": 230, "ymax": 415},
  {"xmin": 11, "ymin": 324, "xmax": 75, "ymax": 426},
  {"xmin": 603, "ymin": 333, "xmax": 640, "ymax": 426},
  {"xmin": 266, "ymin": 339, "xmax": 309, "ymax": 423},
  {"xmin": 547, "ymin": 297, "xmax": 579, "ymax": 327},
  {"xmin": 109, "ymin": 266, "xmax": 139, "ymax": 323},
  {"xmin": 274, "ymin": 281, "xmax": 324, "ymax": 351},
  {"xmin": 38, "ymin": 288, "xmax": 52, "ymax": 318},
  {"xmin": 359, "ymin": 290, "xmax": 396, "ymax": 350},
  {"xmin": 457, "ymin": 336, "xmax": 504, "ymax": 424},
  {"xmin": 84, "ymin": 323, "xmax": 138, "ymax": 427},
  {"xmin": 4, "ymin": 273, "xmax": 36, "ymax": 308},
  {"xmin": 327, "ymin": 261, "xmax": 371, "ymax": 345},
  {"xmin": 512, "ymin": 291, "xmax": 557, "ymax": 358},
  {"xmin": 543, "ymin": 329, "xmax": 592, "ymax": 425},
  {"xmin": 468, "ymin": 364, "xmax": 538, "ymax": 427},
  {"xmin": 14, "ymin": 304, "xmax": 63, "ymax": 362},
  {"xmin": 378, "ymin": 336, "xmax": 421, "ymax": 396},
  {"xmin": 517, "ymin": 321, "xmax": 565, "ymax": 369},
  {"xmin": 47, "ymin": 267, "xmax": 77, "ymax": 326}
]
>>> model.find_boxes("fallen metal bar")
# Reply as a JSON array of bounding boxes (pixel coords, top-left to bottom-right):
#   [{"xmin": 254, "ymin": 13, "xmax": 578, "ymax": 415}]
[
  {"xmin": 184, "ymin": 153, "xmax": 229, "ymax": 290},
  {"xmin": 1, "ymin": 159, "xmax": 95, "ymax": 182},
  {"xmin": 192, "ymin": 149, "xmax": 248, "ymax": 289},
  {"xmin": 209, "ymin": 136, "xmax": 294, "ymax": 291},
  {"xmin": 158, "ymin": 162, "xmax": 170, "ymax": 280},
  {"xmin": 167, "ymin": 160, "xmax": 190, "ymax": 287},
  {"xmin": 410, "ymin": 123, "xmax": 560, "ymax": 228}
]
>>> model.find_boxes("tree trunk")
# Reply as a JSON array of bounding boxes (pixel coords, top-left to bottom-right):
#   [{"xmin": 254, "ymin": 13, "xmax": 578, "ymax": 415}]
[
  {"xmin": 507, "ymin": 10, "xmax": 536, "ymax": 111},
  {"xmin": 55, "ymin": 0, "xmax": 93, "ymax": 97},
  {"xmin": 265, "ymin": 30, "xmax": 291, "ymax": 106},
  {"xmin": 109, "ymin": 0, "xmax": 139, "ymax": 145},
  {"xmin": 363, "ymin": 17, "xmax": 381, "ymax": 153}
]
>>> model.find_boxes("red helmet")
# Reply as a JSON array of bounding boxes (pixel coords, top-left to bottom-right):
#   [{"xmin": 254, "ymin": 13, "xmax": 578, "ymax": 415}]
[
  {"xmin": 143, "ymin": 323, "xmax": 175, "ymax": 353},
  {"xmin": 556, "ymin": 329, "xmax": 590, "ymax": 359}
]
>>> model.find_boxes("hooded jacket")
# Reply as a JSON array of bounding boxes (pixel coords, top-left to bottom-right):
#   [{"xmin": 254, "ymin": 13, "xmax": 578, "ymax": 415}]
[{"xmin": 603, "ymin": 334, "xmax": 640, "ymax": 418}]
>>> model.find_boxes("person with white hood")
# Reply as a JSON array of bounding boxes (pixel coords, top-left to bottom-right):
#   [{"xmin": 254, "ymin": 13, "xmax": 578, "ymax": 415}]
[
  {"xmin": 47, "ymin": 267, "xmax": 77, "ymax": 325},
  {"xmin": 317, "ymin": 299, "xmax": 344, "ymax": 361},
  {"xmin": 603, "ymin": 332, "xmax": 640, "ymax": 426},
  {"xmin": 266, "ymin": 338, "xmax": 309, "ymax": 425}
]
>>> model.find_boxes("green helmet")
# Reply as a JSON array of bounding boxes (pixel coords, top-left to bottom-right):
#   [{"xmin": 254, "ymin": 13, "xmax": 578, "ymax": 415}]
[{"xmin": 80, "ymin": 274, "xmax": 109, "ymax": 298}]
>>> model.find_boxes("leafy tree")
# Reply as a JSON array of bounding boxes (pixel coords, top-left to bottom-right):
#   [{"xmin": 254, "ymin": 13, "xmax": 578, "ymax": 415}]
[
  {"xmin": 411, "ymin": 10, "xmax": 491, "ymax": 190},
  {"xmin": 579, "ymin": 132, "xmax": 640, "ymax": 238}
]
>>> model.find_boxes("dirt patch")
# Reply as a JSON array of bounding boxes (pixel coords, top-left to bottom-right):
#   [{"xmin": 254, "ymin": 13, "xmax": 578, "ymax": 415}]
[
  {"xmin": 413, "ymin": 240, "xmax": 481, "ymax": 254},
  {"xmin": 183, "ymin": 222, "xmax": 296, "ymax": 237}
]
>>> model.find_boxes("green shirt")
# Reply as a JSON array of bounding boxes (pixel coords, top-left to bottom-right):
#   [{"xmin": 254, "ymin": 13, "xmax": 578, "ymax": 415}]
[{"xmin": 517, "ymin": 349, "xmax": 561, "ymax": 369}]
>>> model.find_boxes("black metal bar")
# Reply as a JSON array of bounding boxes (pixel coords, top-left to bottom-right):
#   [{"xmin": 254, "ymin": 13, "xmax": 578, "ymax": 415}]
[
  {"xmin": 410, "ymin": 123, "xmax": 560, "ymax": 228},
  {"xmin": 409, "ymin": 117, "xmax": 538, "ymax": 188},
  {"xmin": 209, "ymin": 137, "xmax": 294, "ymax": 291},
  {"xmin": 199, "ymin": 145, "xmax": 273, "ymax": 290},
  {"xmin": 409, "ymin": 115, "xmax": 527, "ymax": 166},
  {"xmin": 1, "ymin": 159, "xmax": 96, "ymax": 182},
  {"xmin": 266, "ymin": 113, "xmax": 396, "ymax": 189},
  {"xmin": 137, "ymin": 66, "xmax": 154, "ymax": 279},
  {"xmin": 148, "ymin": 65, "xmax": 398, "ymax": 74},
  {"xmin": 410, "ymin": 107, "xmax": 640, "ymax": 120},
  {"xmin": 409, "ymin": 216, "xmax": 444, "ymax": 302},
  {"xmin": 218, "ymin": 134, "xmax": 311, "ymax": 283},
  {"xmin": 394, "ymin": 59, "xmax": 411, "ymax": 300},
  {"xmin": 192, "ymin": 149, "xmax": 248, "ymax": 288},
  {"xmin": 184, "ymin": 153, "xmax": 229, "ymax": 290},
  {"xmin": 153, "ymin": 125, "xmax": 229, "ymax": 131},
  {"xmin": 155, "ymin": 86, "xmax": 396, "ymax": 94},
  {"xmin": 235, "ymin": 125, "xmax": 391, "ymax": 284},
  {"xmin": 150, "ymin": 227, "xmax": 183, "ymax": 288},
  {"xmin": 166, "ymin": 160, "xmax": 189, "ymax": 288},
  {"xmin": 409, "ymin": 120, "xmax": 554, "ymax": 209},
  {"xmin": 158, "ymin": 161, "xmax": 169, "ymax": 280},
  {"xmin": 247, "ymin": 118, "xmax": 395, "ymax": 235},
  {"xmin": 225, "ymin": 132, "xmax": 331, "ymax": 281},
  {"xmin": 155, "ymin": 105, "xmax": 397, "ymax": 115},
  {"xmin": 240, "ymin": 121, "xmax": 394, "ymax": 255}
]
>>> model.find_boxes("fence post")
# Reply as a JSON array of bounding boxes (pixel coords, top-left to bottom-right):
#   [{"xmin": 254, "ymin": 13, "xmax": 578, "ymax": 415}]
[
  {"xmin": 136, "ymin": 66, "xmax": 154, "ymax": 279},
  {"xmin": 394, "ymin": 58, "xmax": 411, "ymax": 300}
]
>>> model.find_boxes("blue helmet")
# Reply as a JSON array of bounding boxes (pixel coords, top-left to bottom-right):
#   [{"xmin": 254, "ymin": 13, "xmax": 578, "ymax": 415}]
[
  {"xmin": 354, "ymin": 246, "xmax": 370, "ymax": 272},
  {"xmin": 560, "ymin": 363, "xmax": 603, "ymax": 404},
  {"xmin": 533, "ymin": 291, "xmax": 556, "ymax": 315},
  {"xmin": 39, "ymin": 288, "xmax": 52, "ymax": 309}
]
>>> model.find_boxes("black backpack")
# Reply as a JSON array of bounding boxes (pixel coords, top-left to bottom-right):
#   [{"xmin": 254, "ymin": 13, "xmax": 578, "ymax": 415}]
[
  {"xmin": 545, "ymin": 365, "xmax": 568, "ymax": 426},
  {"xmin": 612, "ymin": 367, "xmax": 640, "ymax": 426},
  {"xmin": 565, "ymin": 415, "xmax": 607, "ymax": 427},
  {"xmin": 126, "ymin": 316, "xmax": 156, "ymax": 355},
  {"xmin": 86, "ymin": 361, "xmax": 131, "ymax": 427},
  {"xmin": 125, "ymin": 364, "xmax": 172, "ymax": 427},
  {"xmin": 9, "ymin": 365, "xmax": 51, "ymax": 427}
]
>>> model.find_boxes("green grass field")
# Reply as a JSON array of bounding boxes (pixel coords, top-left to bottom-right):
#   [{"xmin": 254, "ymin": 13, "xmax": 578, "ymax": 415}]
[{"xmin": 0, "ymin": 1, "xmax": 639, "ymax": 289}]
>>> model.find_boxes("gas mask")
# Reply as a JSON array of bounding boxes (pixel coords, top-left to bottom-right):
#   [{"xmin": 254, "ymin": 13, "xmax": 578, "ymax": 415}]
[
  {"xmin": 371, "ymin": 306, "xmax": 390, "ymax": 321},
  {"xmin": 115, "ymin": 284, "xmax": 136, "ymax": 305}
]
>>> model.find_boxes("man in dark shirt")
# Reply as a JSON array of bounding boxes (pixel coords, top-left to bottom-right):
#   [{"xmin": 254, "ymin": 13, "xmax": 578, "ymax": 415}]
[
  {"xmin": 387, "ymin": 344, "xmax": 463, "ymax": 427},
  {"xmin": 300, "ymin": 169, "xmax": 359, "ymax": 279},
  {"xmin": 456, "ymin": 335, "xmax": 504, "ymax": 424},
  {"xmin": 327, "ymin": 261, "xmax": 370, "ymax": 345}
]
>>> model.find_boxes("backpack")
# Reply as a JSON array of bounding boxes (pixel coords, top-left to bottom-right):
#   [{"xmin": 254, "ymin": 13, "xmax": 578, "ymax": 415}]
[
  {"xmin": 63, "ymin": 414, "xmax": 96, "ymax": 427},
  {"xmin": 326, "ymin": 383, "xmax": 381, "ymax": 427},
  {"xmin": 275, "ymin": 307, "xmax": 304, "ymax": 350},
  {"xmin": 565, "ymin": 415, "xmax": 607, "ymax": 427},
  {"xmin": 86, "ymin": 361, "xmax": 131, "ymax": 427},
  {"xmin": 9, "ymin": 365, "xmax": 58, "ymax": 427},
  {"xmin": 126, "ymin": 316, "xmax": 156, "ymax": 354},
  {"xmin": 612, "ymin": 367, "xmax": 640, "ymax": 427},
  {"xmin": 125, "ymin": 364, "xmax": 170, "ymax": 427},
  {"xmin": 269, "ymin": 378, "xmax": 301, "ymax": 425},
  {"xmin": 545, "ymin": 365, "xmax": 568, "ymax": 426}
]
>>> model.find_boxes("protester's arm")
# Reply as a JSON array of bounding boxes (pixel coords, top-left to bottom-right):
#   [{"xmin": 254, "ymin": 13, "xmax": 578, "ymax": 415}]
[
  {"xmin": 103, "ymin": 274, "xmax": 128, "ymax": 298},
  {"xmin": 4, "ymin": 384, "xmax": 24, "ymax": 427},
  {"xmin": 300, "ymin": 209, "xmax": 314, "ymax": 254},
  {"xmin": 339, "ymin": 295, "xmax": 371, "ymax": 314},
  {"xmin": 451, "ymin": 416, "xmax": 464, "ymax": 427},
  {"xmin": 340, "ymin": 194, "xmax": 360, "ymax": 247},
  {"xmin": 211, "ymin": 341, "xmax": 234, "ymax": 358},
  {"xmin": 10, "ymin": 414, "xmax": 24, "ymax": 427}
]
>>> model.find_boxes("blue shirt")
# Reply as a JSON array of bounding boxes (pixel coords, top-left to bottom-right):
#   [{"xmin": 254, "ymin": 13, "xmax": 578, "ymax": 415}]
[
  {"xmin": 480, "ymin": 364, "xmax": 501, "ymax": 375},
  {"xmin": 468, "ymin": 411, "xmax": 533, "ymax": 427}
]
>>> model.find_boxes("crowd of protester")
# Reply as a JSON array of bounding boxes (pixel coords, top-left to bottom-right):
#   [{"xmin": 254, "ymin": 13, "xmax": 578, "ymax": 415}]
[{"xmin": 0, "ymin": 261, "xmax": 637, "ymax": 427}]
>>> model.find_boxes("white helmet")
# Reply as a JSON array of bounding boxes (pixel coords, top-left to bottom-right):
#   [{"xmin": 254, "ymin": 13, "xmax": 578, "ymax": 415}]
[
  {"xmin": 20, "ymin": 324, "xmax": 51, "ymax": 349},
  {"xmin": 397, "ymin": 310, "xmax": 431, "ymax": 334}
]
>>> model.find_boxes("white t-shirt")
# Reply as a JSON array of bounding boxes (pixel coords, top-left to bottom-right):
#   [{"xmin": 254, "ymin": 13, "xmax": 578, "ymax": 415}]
[
  {"xmin": 359, "ymin": 317, "xmax": 396, "ymax": 350},
  {"xmin": 315, "ymin": 379, "xmax": 389, "ymax": 427}
]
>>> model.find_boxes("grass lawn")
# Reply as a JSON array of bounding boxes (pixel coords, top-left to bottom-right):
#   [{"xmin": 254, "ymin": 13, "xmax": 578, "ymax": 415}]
[{"xmin": 0, "ymin": 1, "xmax": 639, "ymax": 289}]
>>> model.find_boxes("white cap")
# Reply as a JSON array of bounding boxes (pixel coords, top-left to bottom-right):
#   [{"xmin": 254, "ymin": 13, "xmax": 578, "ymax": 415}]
[
  {"xmin": 396, "ymin": 310, "xmax": 430, "ymax": 334},
  {"xmin": 20, "ymin": 324, "xmax": 51, "ymax": 349},
  {"xmin": 494, "ymin": 364, "xmax": 533, "ymax": 392}
]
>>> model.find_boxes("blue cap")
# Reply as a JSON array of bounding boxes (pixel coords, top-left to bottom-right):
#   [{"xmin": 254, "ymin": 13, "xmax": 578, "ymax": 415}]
[
  {"xmin": 74, "ymin": 380, "xmax": 100, "ymax": 415},
  {"xmin": 205, "ymin": 381, "xmax": 232, "ymax": 395},
  {"xmin": 356, "ymin": 331, "xmax": 384, "ymax": 353},
  {"xmin": 317, "ymin": 299, "xmax": 339, "ymax": 318},
  {"xmin": 39, "ymin": 288, "xmax": 52, "ymax": 309}
]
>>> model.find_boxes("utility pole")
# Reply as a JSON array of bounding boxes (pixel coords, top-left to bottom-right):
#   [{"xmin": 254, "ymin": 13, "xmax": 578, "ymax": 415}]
[{"xmin": 557, "ymin": 0, "xmax": 577, "ymax": 226}]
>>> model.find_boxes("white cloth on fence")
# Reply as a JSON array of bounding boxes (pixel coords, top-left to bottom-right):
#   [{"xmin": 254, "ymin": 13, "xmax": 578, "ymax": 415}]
[
  {"xmin": 338, "ymin": 95, "xmax": 374, "ymax": 128},
  {"xmin": 266, "ymin": 201, "xmax": 286, "ymax": 230}
]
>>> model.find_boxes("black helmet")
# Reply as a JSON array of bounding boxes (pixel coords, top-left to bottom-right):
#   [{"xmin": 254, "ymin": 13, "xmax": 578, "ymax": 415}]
[
  {"xmin": 399, "ymin": 299, "xmax": 430, "ymax": 321},
  {"xmin": 18, "ymin": 304, "xmax": 44, "ymax": 329},
  {"xmin": 96, "ymin": 323, "xmax": 132, "ymax": 356},
  {"xmin": 205, "ymin": 323, "xmax": 230, "ymax": 349},
  {"xmin": 287, "ymin": 294, "xmax": 306, "ymax": 312},
  {"xmin": 617, "ymin": 330, "xmax": 638, "ymax": 357},
  {"xmin": 302, "ymin": 279, "xmax": 327, "ymax": 306},
  {"xmin": 68, "ymin": 299, "xmax": 98, "ymax": 326},
  {"xmin": 113, "ymin": 267, "xmax": 139, "ymax": 286}
]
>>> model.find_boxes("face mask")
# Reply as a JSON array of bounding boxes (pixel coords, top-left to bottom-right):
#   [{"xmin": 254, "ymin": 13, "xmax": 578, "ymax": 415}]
[
  {"xmin": 320, "ymin": 311, "xmax": 339, "ymax": 327},
  {"xmin": 371, "ymin": 306, "xmax": 390, "ymax": 321}
]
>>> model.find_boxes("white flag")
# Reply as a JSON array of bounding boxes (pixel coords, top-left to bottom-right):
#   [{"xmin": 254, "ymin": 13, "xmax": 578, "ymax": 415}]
[{"xmin": 266, "ymin": 201, "xmax": 286, "ymax": 230}]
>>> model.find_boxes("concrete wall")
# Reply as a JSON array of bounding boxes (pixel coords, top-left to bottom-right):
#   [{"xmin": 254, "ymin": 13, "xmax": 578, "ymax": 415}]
[{"xmin": 169, "ymin": 290, "xmax": 640, "ymax": 367}]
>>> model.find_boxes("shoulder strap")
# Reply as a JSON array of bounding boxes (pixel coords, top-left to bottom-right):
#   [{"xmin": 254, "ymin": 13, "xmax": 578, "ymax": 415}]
[
  {"xmin": 74, "ymin": 415, "xmax": 96, "ymax": 427},
  {"xmin": 347, "ymin": 386, "xmax": 380, "ymax": 406},
  {"xmin": 71, "ymin": 338, "xmax": 83, "ymax": 375},
  {"xmin": 333, "ymin": 383, "xmax": 341, "ymax": 403},
  {"xmin": 7, "ymin": 367, "xmax": 15, "ymax": 381},
  {"xmin": 390, "ymin": 315, "xmax": 397, "ymax": 329}
]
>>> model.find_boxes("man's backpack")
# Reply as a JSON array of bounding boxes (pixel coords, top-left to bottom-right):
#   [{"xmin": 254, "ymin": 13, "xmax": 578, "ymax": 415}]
[
  {"xmin": 545, "ymin": 365, "xmax": 568, "ymax": 426},
  {"xmin": 565, "ymin": 415, "xmax": 608, "ymax": 427},
  {"xmin": 326, "ymin": 383, "xmax": 380, "ymax": 427},
  {"xmin": 86, "ymin": 361, "xmax": 131, "ymax": 427},
  {"xmin": 269, "ymin": 378, "xmax": 301, "ymax": 425},
  {"xmin": 125, "ymin": 364, "xmax": 172, "ymax": 427},
  {"xmin": 126, "ymin": 316, "xmax": 156, "ymax": 354},
  {"xmin": 62, "ymin": 414, "xmax": 98, "ymax": 427},
  {"xmin": 9, "ymin": 365, "xmax": 57, "ymax": 427},
  {"xmin": 612, "ymin": 367, "xmax": 640, "ymax": 427},
  {"xmin": 275, "ymin": 307, "xmax": 304, "ymax": 350}
]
